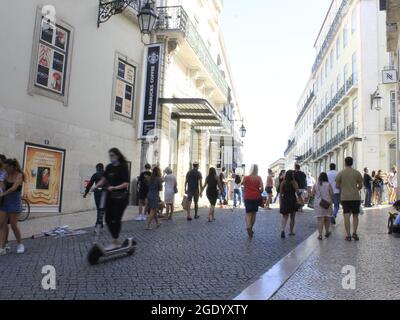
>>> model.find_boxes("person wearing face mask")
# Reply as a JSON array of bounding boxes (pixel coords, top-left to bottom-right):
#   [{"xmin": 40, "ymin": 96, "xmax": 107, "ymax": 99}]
[
  {"xmin": 83, "ymin": 163, "xmax": 105, "ymax": 231},
  {"xmin": 93, "ymin": 148, "xmax": 130, "ymax": 251}
]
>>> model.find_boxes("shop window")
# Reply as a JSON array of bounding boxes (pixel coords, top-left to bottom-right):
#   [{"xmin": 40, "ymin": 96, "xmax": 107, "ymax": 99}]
[{"xmin": 28, "ymin": 6, "xmax": 74, "ymax": 105}]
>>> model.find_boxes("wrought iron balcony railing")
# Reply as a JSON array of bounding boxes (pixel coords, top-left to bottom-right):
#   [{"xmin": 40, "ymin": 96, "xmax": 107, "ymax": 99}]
[
  {"xmin": 313, "ymin": 74, "xmax": 357, "ymax": 130},
  {"xmin": 313, "ymin": 122, "xmax": 356, "ymax": 159},
  {"xmin": 98, "ymin": 0, "xmax": 140, "ymax": 26},
  {"xmin": 284, "ymin": 138, "xmax": 296, "ymax": 156},
  {"xmin": 312, "ymin": 0, "xmax": 349, "ymax": 74},
  {"xmin": 155, "ymin": 6, "xmax": 229, "ymax": 98},
  {"xmin": 295, "ymin": 91, "xmax": 315, "ymax": 125}
]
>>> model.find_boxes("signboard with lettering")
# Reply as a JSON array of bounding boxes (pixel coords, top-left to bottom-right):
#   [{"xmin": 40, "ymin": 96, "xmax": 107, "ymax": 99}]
[{"xmin": 139, "ymin": 44, "xmax": 163, "ymax": 139}]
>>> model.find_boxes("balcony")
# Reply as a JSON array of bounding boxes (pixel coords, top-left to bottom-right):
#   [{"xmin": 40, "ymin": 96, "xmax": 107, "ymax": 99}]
[
  {"xmin": 385, "ymin": 117, "xmax": 396, "ymax": 132},
  {"xmin": 313, "ymin": 122, "xmax": 357, "ymax": 160},
  {"xmin": 312, "ymin": 0, "xmax": 349, "ymax": 74},
  {"xmin": 155, "ymin": 6, "xmax": 229, "ymax": 99},
  {"xmin": 313, "ymin": 74, "xmax": 358, "ymax": 131},
  {"xmin": 295, "ymin": 91, "xmax": 315, "ymax": 125},
  {"xmin": 284, "ymin": 138, "xmax": 296, "ymax": 157}
]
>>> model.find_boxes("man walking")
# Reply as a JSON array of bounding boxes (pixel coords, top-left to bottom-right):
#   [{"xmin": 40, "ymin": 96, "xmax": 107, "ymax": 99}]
[
  {"xmin": 306, "ymin": 172, "xmax": 315, "ymax": 195},
  {"xmin": 294, "ymin": 164, "xmax": 307, "ymax": 211},
  {"xmin": 83, "ymin": 163, "xmax": 105, "ymax": 230},
  {"xmin": 185, "ymin": 161, "xmax": 203, "ymax": 220},
  {"xmin": 327, "ymin": 163, "xmax": 340, "ymax": 224},
  {"xmin": 265, "ymin": 169, "xmax": 274, "ymax": 210},
  {"xmin": 336, "ymin": 157, "xmax": 363, "ymax": 241},
  {"xmin": 136, "ymin": 163, "xmax": 152, "ymax": 221},
  {"xmin": 363, "ymin": 167, "xmax": 372, "ymax": 208}
]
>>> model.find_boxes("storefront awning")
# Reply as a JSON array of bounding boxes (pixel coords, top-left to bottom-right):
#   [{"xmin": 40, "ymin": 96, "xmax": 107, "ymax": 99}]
[{"xmin": 159, "ymin": 98, "xmax": 222, "ymax": 129}]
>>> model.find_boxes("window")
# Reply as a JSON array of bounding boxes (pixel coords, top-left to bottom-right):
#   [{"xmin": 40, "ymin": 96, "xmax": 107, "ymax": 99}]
[
  {"xmin": 336, "ymin": 74, "xmax": 341, "ymax": 91},
  {"xmin": 325, "ymin": 126, "xmax": 329, "ymax": 144},
  {"xmin": 344, "ymin": 107, "xmax": 349, "ymax": 127},
  {"xmin": 336, "ymin": 37, "xmax": 341, "ymax": 60},
  {"xmin": 390, "ymin": 91, "xmax": 396, "ymax": 123},
  {"xmin": 330, "ymin": 84, "xmax": 335, "ymax": 100},
  {"xmin": 112, "ymin": 54, "xmax": 137, "ymax": 120},
  {"xmin": 29, "ymin": 7, "xmax": 74, "ymax": 105},
  {"xmin": 343, "ymin": 23, "xmax": 348, "ymax": 48},
  {"xmin": 331, "ymin": 120, "xmax": 335, "ymax": 137},
  {"xmin": 330, "ymin": 49, "xmax": 334, "ymax": 70},
  {"xmin": 352, "ymin": 97, "xmax": 358, "ymax": 122},
  {"xmin": 352, "ymin": 51, "xmax": 358, "ymax": 83},
  {"xmin": 351, "ymin": 8, "xmax": 357, "ymax": 34},
  {"xmin": 337, "ymin": 113, "xmax": 341, "ymax": 132},
  {"xmin": 325, "ymin": 61, "xmax": 328, "ymax": 78},
  {"xmin": 344, "ymin": 64, "xmax": 349, "ymax": 88}
]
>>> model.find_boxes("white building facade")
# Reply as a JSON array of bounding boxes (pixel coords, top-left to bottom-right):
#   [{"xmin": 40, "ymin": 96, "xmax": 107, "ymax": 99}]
[
  {"xmin": 0, "ymin": 0, "xmax": 243, "ymax": 214},
  {"xmin": 285, "ymin": 0, "xmax": 398, "ymax": 177}
]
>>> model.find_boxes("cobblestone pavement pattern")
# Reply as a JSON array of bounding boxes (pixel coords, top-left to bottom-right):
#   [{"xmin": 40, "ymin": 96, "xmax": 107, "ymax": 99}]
[{"xmin": 0, "ymin": 208, "xmax": 316, "ymax": 300}]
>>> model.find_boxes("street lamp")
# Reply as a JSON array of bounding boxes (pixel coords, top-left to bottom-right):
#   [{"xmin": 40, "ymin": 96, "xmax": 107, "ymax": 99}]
[
  {"xmin": 239, "ymin": 124, "xmax": 247, "ymax": 138},
  {"xmin": 371, "ymin": 87, "xmax": 383, "ymax": 111},
  {"xmin": 137, "ymin": 0, "xmax": 158, "ymax": 35}
]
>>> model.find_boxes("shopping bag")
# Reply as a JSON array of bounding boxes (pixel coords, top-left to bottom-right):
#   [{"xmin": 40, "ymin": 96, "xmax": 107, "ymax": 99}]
[
  {"xmin": 307, "ymin": 196, "xmax": 315, "ymax": 209},
  {"xmin": 181, "ymin": 195, "xmax": 189, "ymax": 210}
]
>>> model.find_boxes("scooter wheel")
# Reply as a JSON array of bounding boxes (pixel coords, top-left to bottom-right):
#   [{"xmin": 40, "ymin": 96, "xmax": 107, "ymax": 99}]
[
  {"xmin": 127, "ymin": 247, "xmax": 135, "ymax": 256},
  {"xmin": 88, "ymin": 245, "xmax": 103, "ymax": 265}
]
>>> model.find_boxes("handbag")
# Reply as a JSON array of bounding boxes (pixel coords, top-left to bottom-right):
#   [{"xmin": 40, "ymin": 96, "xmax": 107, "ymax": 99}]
[{"xmin": 319, "ymin": 198, "xmax": 331, "ymax": 210}]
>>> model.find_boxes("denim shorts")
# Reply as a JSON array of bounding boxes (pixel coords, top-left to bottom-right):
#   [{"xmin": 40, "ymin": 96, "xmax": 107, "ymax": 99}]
[{"xmin": 0, "ymin": 192, "xmax": 22, "ymax": 214}]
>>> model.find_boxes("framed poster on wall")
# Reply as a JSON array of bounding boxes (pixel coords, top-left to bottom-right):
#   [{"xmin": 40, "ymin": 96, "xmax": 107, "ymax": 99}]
[{"xmin": 22, "ymin": 143, "xmax": 66, "ymax": 213}]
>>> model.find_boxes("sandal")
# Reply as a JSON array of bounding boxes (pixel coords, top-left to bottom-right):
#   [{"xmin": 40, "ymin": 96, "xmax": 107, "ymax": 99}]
[
  {"xmin": 352, "ymin": 233, "xmax": 360, "ymax": 241},
  {"xmin": 247, "ymin": 228, "xmax": 254, "ymax": 238},
  {"xmin": 325, "ymin": 232, "xmax": 332, "ymax": 238},
  {"xmin": 289, "ymin": 232, "xmax": 296, "ymax": 236},
  {"xmin": 345, "ymin": 236, "xmax": 352, "ymax": 241},
  {"xmin": 280, "ymin": 231, "xmax": 286, "ymax": 239},
  {"xmin": 318, "ymin": 235, "xmax": 323, "ymax": 240}
]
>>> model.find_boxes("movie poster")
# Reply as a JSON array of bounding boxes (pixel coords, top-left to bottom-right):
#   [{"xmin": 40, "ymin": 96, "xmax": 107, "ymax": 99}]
[{"xmin": 22, "ymin": 144, "xmax": 65, "ymax": 212}]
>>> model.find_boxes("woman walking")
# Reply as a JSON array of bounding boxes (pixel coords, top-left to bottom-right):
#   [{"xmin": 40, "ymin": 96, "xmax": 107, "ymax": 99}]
[
  {"xmin": 201, "ymin": 167, "xmax": 224, "ymax": 222},
  {"xmin": 163, "ymin": 167, "xmax": 177, "ymax": 220},
  {"xmin": 146, "ymin": 167, "xmax": 163, "ymax": 230},
  {"xmin": 312, "ymin": 172, "xmax": 333, "ymax": 240},
  {"xmin": 279, "ymin": 170, "xmax": 299, "ymax": 238},
  {"xmin": 233, "ymin": 174, "xmax": 242, "ymax": 208},
  {"xmin": 243, "ymin": 164, "xmax": 263, "ymax": 238},
  {"xmin": 93, "ymin": 148, "xmax": 130, "ymax": 250},
  {"xmin": 0, "ymin": 159, "xmax": 25, "ymax": 255}
]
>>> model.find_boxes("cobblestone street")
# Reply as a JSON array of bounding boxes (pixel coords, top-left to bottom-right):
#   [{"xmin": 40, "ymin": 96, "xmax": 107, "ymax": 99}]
[
  {"xmin": 0, "ymin": 207, "xmax": 316, "ymax": 300},
  {"xmin": 271, "ymin": 208, "xmax": 400, "ymax": 300}
]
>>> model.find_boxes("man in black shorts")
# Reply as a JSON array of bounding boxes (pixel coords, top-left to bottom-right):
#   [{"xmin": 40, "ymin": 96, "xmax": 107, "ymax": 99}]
[
  {"xmin": 185, "ymin": 162, "xmax": 203, "ymax": 220},
  {"xmin": 336, "ymin": 157, "xmax": 363, "ymax": 241}
]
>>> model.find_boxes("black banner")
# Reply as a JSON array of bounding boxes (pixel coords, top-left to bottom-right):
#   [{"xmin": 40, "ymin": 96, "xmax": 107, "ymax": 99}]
[{"xmin": 140, "ymin": 44, "xmax": 163, "ymax": 138}]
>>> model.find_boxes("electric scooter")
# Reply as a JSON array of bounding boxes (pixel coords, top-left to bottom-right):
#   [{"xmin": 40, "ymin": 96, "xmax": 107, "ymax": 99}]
[{"xmin": 87, "ymin": 189, "xmax": 137, "ymax": 265}]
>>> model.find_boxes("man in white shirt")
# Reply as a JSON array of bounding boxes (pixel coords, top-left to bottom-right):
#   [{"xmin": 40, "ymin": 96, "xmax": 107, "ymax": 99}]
[
  {"xmin": 306, "ymin": 172, "xmax": 315, "ymax": 195},
  {"xmin": 327, "ymin": 163, "xmax": 340, "ymax": 224}
]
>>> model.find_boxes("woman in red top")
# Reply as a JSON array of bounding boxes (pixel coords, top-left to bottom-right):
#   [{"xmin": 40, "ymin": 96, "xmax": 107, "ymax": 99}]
[{"xmin": 243, "ymin": 164, "xmax": 263, "ymax": 238}]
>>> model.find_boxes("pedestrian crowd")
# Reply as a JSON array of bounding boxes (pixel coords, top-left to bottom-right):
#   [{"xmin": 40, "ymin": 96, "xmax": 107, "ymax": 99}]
[{"xmin": 1, "ymin": 144, "xmax": 398, "ymax": 255}]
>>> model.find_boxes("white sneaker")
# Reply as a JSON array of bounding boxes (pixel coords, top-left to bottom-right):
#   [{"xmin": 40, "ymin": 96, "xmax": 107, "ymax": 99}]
[
  {"xmin": 16, "ymin": 244, "xmax": 25, "ymax": 254},
  {"xmin": 0, "ymin": 248, "xmax": 7, "ymax": 256},
  {"xmin": 135, "ymin": 214, "xmax": 143, "ymax": 221}
]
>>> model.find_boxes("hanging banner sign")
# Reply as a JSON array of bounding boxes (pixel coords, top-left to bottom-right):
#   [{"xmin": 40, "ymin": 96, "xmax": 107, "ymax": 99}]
[{"xmin": 139, "ymin": 43, "xmax": 163, "ymax": 139}]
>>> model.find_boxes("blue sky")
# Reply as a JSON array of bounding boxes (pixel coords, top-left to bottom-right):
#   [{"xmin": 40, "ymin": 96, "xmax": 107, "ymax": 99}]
[{"xmin": 222, "ymin": 0, "xmax": 332, "ymax": 175}]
